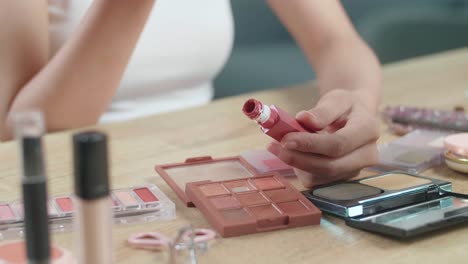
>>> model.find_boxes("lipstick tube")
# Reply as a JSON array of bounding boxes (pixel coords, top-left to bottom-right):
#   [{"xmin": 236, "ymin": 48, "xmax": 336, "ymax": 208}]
[
  {"xmin": 73, "ymin": 131, "xmax": 113, "ymax": 264},
  {"xmin": 242, "ymin": 98, "xmax": 308, "ymax": 142},
  {"xmin": 14, "ymin": 111, "xmax": 50, "ymax": 264}
]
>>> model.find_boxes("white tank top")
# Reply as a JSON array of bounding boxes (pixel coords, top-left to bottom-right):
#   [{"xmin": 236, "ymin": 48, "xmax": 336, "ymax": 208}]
[{"xmin": 48, "ymin": 0, "xmax": 234, "ymax": 123}]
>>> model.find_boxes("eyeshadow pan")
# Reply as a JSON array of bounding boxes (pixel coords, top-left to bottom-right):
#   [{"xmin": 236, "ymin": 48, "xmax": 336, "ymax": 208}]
[
  {"xmin": 114, "ymin": 191, "xmax": 139, "ymax": 207},
  {"xmin": 0, "ymin": 205, "xmax": 15, "ymax": 220},
  {"xmin": 210, "ymin": 195, "xmax": 241, "ymax": 209},
  {"xmin": 313, "ymin": 183, "xmax": 382, "ymax": 201},
  {"xmin": 221, "ymin": 208, "xmax": 251, "ymax": 221},
  {"xmin": 236, "ymin": 192, "xmax": 269, "ymax": 206},
  {"xmin": 134, "ymin": 187, "xmax": 159, "ymax": 203},
  {"xmin": 277, "ymin": 201, "xmax": 308, "ymax": 214},
  {"xmin": 223, "ymin": 180, "xmax": 255, "ymax": 193},
  {"xmin": 360, "ymin": 173, "xmax": 432, "ymax": 190},
  {"xmin": 198, "ymin": 184, "xmax": 229, "ymax": 197},
  {"xmin": 55, "ymin": 197, "xmax": 74, "ymax": 212},
  {"xmin": 247, "ymin": 204, "xmax": 283, "ymax": 218},
  {"xmin": 264, "ymin": 189, "xmax": 298, "ymax": 203},
  {"xmin": 252, "ymin": 177, "xmax": 283, "ymax": 190}
]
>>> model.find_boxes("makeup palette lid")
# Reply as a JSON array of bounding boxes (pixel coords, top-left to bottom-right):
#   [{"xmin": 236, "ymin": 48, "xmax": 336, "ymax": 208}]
[
  {"xmin": 155, "ymin": 151, "xmax": 292, "ymax": 207},
  {"xmin": 346, "ymin": 194, "xmax": 468, "ymax": 238},
  {"xmin": 372, "ymin": 130, "xmax": 452, "ymax": 174}
]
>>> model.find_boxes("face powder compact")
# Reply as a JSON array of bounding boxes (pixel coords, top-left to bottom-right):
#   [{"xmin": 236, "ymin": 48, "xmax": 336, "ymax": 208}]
[
  {"xmin": 303, "ymin": 172, "xmax": 468, "ymax": 238},
  {"xmin": 444, "ymin": 133, "xmax": 468, "ymax": 173}
]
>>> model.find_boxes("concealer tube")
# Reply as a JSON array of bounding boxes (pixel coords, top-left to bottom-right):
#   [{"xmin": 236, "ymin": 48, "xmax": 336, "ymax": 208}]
[{"xmin": 73, "ymin": 131, "xmax": 113, "ymax": 264}]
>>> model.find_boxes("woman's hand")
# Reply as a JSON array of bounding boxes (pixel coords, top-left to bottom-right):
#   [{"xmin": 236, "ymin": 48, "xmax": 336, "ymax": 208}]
[{"xmin": 268, "ymin": 89, "xmax": 379, "ymax": 188}]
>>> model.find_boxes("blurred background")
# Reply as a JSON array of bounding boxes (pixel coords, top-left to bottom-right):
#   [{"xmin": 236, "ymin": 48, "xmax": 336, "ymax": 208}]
[{"xmin": 214, "ymin": 0, "xmax": 468, "ymax": 98}]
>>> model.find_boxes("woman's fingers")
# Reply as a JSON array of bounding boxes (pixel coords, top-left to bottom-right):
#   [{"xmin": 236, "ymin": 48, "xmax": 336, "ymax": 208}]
[
  {"xmin": 271, "ymin": 141, "xmax": 378, "ymax": 187},
  {"xmin": 281, "ymin": 114, "xmax": 379, "ymax": 157},
  {"xmin": 295, "ymin": 89, "xmax": 352, "ymax": 131}
]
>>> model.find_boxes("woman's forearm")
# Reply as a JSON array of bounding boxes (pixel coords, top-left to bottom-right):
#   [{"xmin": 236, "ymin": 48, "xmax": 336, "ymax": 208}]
[
  {"xmin": 268, "ymin": 0, "xmax": 381, "ymax": 112},
  {"xmin": 312, "ymin": 39, "xmax": 381, "ymax": 112},
  {"xmin": 4, "ymin": 0, "xmax": 155, "ymax": 139}
]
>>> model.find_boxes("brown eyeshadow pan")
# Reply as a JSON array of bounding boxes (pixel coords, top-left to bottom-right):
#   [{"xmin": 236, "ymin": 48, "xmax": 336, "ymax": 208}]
[
  {"xmin": 252, "ymin": 177, "xmax": 283, "ymax": 190},
  {"xmin": 236, "ymin": 192, "xmax": 269, "ymax": 206},
  {"xmin": 209, "ymin": 195, "xmax": 241, "ymax": 210},
  {"xmin": 247, "ymin": 204, "xmax": 282, "ymax": 218},
  {"xmin": 264, "ymin": 188, "xmax": 298, "ymax": 203},
  {"xmin": 277, "ymin": 200, "xmax": 308, "ymax": 214},
  {"xmin": 313, "ymin": 183, "xmax": 382, "ymax": 201},
  {"xmin": 199, "ymin": 183, "xmax": 228, "ymax": 196},
  {"xmin": 221, "ymin": 208, "xmax": 252, "ymax": 221}
]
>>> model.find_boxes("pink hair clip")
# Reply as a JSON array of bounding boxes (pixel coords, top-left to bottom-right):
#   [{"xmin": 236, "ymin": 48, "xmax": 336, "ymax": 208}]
[
  {"xmin": 127, "ymin": 232, "xmax": 172, "ymax": 251},
  {"xmin": 127, "ymin": 228, "xmax": 217, "ymax": 251}
]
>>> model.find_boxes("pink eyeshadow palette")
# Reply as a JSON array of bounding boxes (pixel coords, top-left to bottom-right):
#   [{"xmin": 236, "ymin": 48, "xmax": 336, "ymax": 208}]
[
  {"xmin": 0, "ymin": 184, "xmax": 175, "ymax": 239},
  {"xmin": 155, "ymin": 151, "xmax": 295, "ymax": 207},
  {"xmin": 186, "ymin": 175, "xmax": 321, "ymax": 237}
]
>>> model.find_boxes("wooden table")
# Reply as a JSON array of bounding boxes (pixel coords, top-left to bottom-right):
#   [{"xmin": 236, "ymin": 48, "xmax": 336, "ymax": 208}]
[{"xmin": 1, "ymin": 48, "xmax": 468, "ymax": 263}]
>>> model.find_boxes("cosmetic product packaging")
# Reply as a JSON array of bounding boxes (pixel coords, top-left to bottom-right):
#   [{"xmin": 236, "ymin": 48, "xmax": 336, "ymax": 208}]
[
  {"xmin": 242, "ymin": 98, "xmax": 309, "ymax": 142},
  {"xmin": 0, "ymin": 184, "xmax": 175, "ymax": 240},
  {"xmin": 383, "ymin": 105, "xmax": 468, "ymax": 132},
  {"xmin": 73, "ymin": 131, "xmax": 113, "ymax": 264},
  {"xmin": 13, "ymin": 111, "xmax": 50, "ymax": 264},
  {"xmin": 303, "ymin": 172, "xmax": 468, "ymax": 238},
  {"xmin": 0, "ymin": 241, "xmax": 74, "ymax": 264},
  {"xmin": 443, "ymin": 133, "xmax": 468, "ymax": 173},
  {"xmin": 372, "ymin": 129, "xmax": 452, "ymax": 174},
  {"xmin": 155, "ymin": 154, "xmax": 321, "ymax": 237},
  {"xmin": 156, "ymin": 150, "xmax": 294, "ymax": 207}
]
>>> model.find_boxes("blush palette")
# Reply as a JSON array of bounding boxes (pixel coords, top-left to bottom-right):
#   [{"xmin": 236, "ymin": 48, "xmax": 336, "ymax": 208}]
[
  {"xmin": 0, "ymin": 184, "xmax": 175, "ymax": 239},
  {"xmin": 186, "ymin": 175, "xmax": 321, "ymax": 237},
  {"xmin": 155, "ymin": 150, "xmax": 295, "ymax": 207}
]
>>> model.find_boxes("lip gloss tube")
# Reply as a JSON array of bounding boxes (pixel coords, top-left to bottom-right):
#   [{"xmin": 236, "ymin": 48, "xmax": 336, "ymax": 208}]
[
  {"xmin": 14, "ymin": 111, "xmax": 50, "ymax": 264},
  {"xmin": 73, "ymin": 131, "xmax": 113, "ymax": 264},
  {"xmin": 242, "ymin": 98, "xmax": 309, "ymax": 142}
]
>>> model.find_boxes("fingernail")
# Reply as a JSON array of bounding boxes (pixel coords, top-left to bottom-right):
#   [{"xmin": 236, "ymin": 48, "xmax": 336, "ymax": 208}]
[
  {"xmin": 295, "ymin": 111, "xmax": 307, "ymax": 119},
  {"xmin": 283, "ymin": 141, "xmax": 298, "ymax": 150}
]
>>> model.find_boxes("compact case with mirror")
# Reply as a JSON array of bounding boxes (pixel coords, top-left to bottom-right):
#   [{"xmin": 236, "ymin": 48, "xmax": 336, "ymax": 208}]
[{"xmin": 302, "ymin": 172, "xmax": 468, "ymax": 238}]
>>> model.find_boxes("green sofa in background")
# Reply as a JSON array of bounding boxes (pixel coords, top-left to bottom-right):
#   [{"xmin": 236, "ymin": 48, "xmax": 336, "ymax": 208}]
[{"xmin": 214, "ymin": 0, "xmax": 468, "ymax": 99}]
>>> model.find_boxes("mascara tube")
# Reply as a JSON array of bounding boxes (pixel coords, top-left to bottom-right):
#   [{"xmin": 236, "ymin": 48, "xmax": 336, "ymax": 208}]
[{"xmin": 14, "ymin": 111, "xmax": 50, "ymax": 264}]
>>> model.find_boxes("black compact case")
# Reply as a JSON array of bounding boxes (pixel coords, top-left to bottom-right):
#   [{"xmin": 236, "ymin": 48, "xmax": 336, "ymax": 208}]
[{"xmin": 302, "ymin": 172, "xmax": 468, "ymax": 238}]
